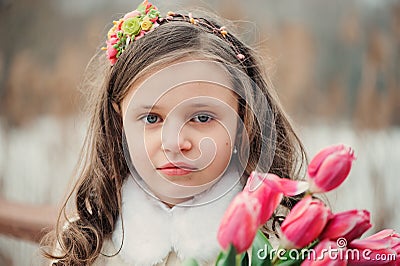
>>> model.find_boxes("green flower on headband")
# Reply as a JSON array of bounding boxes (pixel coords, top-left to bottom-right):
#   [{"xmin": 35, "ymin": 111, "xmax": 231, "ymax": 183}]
[
  {"xmin": 122, "ymin": 17, "xmax": 141, "ymax": 36},
  {"xmin": 147, "ymin": 9, "xmax": 160, "ymax": 19},
  {"xmin": 137, "ymin": 3, "xmax": 146, "ymax": 14}
]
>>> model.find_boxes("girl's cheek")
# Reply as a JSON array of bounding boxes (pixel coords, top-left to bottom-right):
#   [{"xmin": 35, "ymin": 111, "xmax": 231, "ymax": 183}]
[{"xmin": 143, "ymin": 130, "xmax": 162, "ymax": 147}]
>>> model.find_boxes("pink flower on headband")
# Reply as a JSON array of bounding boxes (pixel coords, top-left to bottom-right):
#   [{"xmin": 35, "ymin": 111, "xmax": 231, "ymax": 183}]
[
  {"xmin": 134, "ymin": 31, "xmax": 146, "ymax": 41},
  {"xmin": 102, "ymin": 0, "xmax": 161, "ymax": 65},
  {"xmin": 123, "ymin": 10, "xmax": 141, "ymax": 19},
  {"xmin": 106, "ymin": 36, "xmax": 119, "ymax": 65}
]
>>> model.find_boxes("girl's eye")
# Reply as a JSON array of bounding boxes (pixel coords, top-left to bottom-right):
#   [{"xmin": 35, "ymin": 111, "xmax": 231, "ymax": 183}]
[
  {"xmin": 192, "ymin": 114, "xmax": 213, "ymax": 123},
  {"xmin": 142, "ymin": 114, "xmax": 160, "ymax": 124}
]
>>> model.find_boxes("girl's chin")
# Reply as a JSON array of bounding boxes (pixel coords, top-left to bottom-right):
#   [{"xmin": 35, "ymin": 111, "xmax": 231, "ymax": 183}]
[
  {"xmin": 145, "ymin": 178, "xmax": 214, "ymax": 200},
  {"xmin": 159, "ymin": 174, "xmax": 217, "ymax": 188}
]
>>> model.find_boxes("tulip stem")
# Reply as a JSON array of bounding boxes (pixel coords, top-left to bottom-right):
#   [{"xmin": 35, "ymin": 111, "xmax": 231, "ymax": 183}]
[
  {"xmin": 271, "ymin": 246, "xmax": 282, "ymax": 265},
  {"xmin": 271, "ymin": 253, "xmax": 278, "ymax": 265},
  {"xmin": 235, "ymin": 254, "xmax": 241, "ymax": 266}
]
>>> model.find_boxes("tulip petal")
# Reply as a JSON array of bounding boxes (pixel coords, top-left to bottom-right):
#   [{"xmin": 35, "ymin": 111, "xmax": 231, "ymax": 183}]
[
  {"xmin": 257, "ymin": 192, "xmax": 283, "ymax": 226},
  {"xmin": 322, "ymin": 218, "xmax": 358, "ymax": 239},
  {"xmin": 244, "ymin": 171, "xmax": 264, "ymax": 192},
  {"xmin": 320, "ymin": 210, "xmax": 372, "ymax": 242},
  {"xmin": 246, "ymin": 172, "xmax": 308, "ymax": 196},
  {"xmin": 244, "ymin": 173, "xmax": 284, "ymax": 226},
  {"xmin": 281, "ymin": 195, "xmax": 312, "ymax": 225},
  {"xmin": 313, "ymin": 154, "xmax": 352, "ymax": 191},
  {"xmin": 365, "ymin": 229, "xmax": 396, "ymax": 240},
  {"xmin": 349, "ymin": 229, "xmax": 400, "ymax": 250},
  {"xmin": 307, "ymin": 144, "xmax": 355, "ymax": 193},
  {"xmin": 301, "ymin": 239, "xmax": 347, "ymax": 266},
  {"xmin": 217, "ymin": 192, "xmax": 260, "ymax": 253},
  {"xmin": 280, "ymin": 196, "xmax": 332, "ymax": 249},
  {"xmin": 276, "ymin": 178, "xmax": 309, "ymax": 196},
  {"xmin": 245, "ymin": 172, "xmax": 280, "ymax": 192},
  {"xmin": 308, "ymin": 144, "xmax": 345, "ymax": 176}
]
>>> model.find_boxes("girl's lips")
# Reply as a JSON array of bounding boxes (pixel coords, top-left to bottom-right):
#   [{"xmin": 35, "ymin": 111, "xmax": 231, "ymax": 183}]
[
  {"xmin": 157, "ymin": 167, "xmax": 193, "ymax": 176},
  {"xmin": 157, "ymin": 162, "xmax": 197, "ymax": 176}
]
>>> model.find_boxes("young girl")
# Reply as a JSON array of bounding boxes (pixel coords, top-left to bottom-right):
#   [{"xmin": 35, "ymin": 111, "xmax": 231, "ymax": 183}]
[{"xmin": 41, "ymin": 1, "xmax": 306, "ymax": 265}]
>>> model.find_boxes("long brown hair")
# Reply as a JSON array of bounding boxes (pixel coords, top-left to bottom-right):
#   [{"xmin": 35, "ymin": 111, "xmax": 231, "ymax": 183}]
[{"xmin": 41, "ymin": 12, "xmax": 306, "ymax": 265}]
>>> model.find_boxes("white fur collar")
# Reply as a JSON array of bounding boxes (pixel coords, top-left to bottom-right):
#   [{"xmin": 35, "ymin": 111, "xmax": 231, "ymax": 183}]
[{"xmin": 111, "ymin": 170, "xmax": 243, "ymax": 266}]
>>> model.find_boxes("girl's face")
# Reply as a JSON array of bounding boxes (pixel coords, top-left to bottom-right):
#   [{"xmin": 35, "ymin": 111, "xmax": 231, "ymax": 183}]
[{"xmin": 121, "ymin": 61, "xmax": 240, "ymax": 204}]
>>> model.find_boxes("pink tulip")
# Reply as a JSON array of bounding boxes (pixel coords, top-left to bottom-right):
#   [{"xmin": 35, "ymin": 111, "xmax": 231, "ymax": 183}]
[
  {"xmin": 244, "ymin": 172, "xmax": 309, "ymax": 226},
  {"xmin": 301, "ymin": 239, "xmax": 347, "ymax": 266},
  {"xmin": 348, "ymin": 229, "xmax": 400, "ymax": 265},
  {"xmin": 245, "ymin": 171, "xmax": 309, "ymax": 197},
  {"xmin": 280, "ymin": 195, "xmax": 332, "ymax": 249},
  {"xmin": 244, "ymin": 173, "xmax": 283, "ymax": 226},
  {"xmin": 320, "ymin": 209, "xmax": 372, "ymax": 242},
  {"xmin": 308, "ymin": 144, "xmax": 355, "ymax": 193},
  {"xmin": 262, "ymin": 172, "xmax": 309, "ymax": 197},
  {"xmin": 217, "ymin": 191, "xmax": 260, "ymax": 253},
  {"xmin": 349, "ymin": 229, "xmax": 400, "ymax": 250}
]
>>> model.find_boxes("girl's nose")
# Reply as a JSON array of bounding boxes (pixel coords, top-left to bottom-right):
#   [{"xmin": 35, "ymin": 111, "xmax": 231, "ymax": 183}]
[{"xmin": 161, "ymin": 120, "xmax": 192, "ymax": 153}]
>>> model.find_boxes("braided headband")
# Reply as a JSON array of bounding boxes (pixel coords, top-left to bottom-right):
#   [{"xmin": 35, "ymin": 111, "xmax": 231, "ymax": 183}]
[{"xmin": 102, "ymin": 0, "xmax": 245, "ymax": 65}]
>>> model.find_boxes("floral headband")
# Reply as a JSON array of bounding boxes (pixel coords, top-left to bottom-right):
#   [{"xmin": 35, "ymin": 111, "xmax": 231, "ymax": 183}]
[{"xmin": 103, "ymin": 0, "xmax": 245, "ymax": 65}]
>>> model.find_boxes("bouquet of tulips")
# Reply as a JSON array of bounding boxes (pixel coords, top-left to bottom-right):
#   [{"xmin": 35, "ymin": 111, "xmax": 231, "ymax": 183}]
[{"xmin": 185, "ymin": 144, "xmax": 400, "ymax": 266}]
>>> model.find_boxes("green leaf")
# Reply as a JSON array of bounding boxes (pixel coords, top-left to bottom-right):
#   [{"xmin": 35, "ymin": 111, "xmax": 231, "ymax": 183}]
[
  {"xmin": 240, "ymin": 252, "xmax": 249, "ymax": 266},
  {"xmin": 251, "ymin": 230, "xmax": 272, "ymax": 266},
  {"xmin": 275, "ymin": 260, "xmax": 301, "ymax": 266},
  {"xmin": 274, "ymin": 249, "xmax": 302, "ymax": 266},
  {"xmin": 216, "ymin": 244, "xmax": 237, "ymax": 266},
  {"xmin": 305, "ymin": 240, "xmax": 319, "ymax": 250}
]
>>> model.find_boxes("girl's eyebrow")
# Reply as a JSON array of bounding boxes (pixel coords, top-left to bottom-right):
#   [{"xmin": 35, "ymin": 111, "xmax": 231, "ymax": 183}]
[
  {"xmin": 137, "ymin": 102, "xmax": 220, "ymax": 110},
  {"xmin": 131, "ymin": 101, "xmax": 227, "ymax": 115},
  {"xmin": 191, "ymin": 102, "xmax": 226, "ymax": 108},
  {"xmin": 191, "ymin": 103, "xmax": 219, "ymax": 108},
  {"xmin": 135, "ymin": 105, "xmax": 160, "ymax": 111},
  {"xmin": 191, "ymin": 102, "xmax": 232, "ymax": 111}
]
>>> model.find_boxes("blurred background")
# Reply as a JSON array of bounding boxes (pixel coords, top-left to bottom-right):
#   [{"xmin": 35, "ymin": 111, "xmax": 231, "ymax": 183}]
[{"xmin": 0, "ymin": 0, "xmax": 399, "ymax": 264}]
